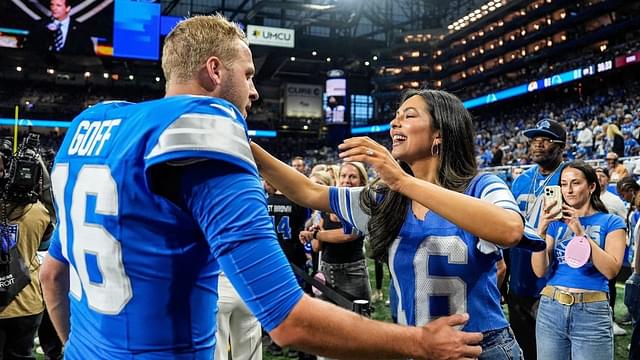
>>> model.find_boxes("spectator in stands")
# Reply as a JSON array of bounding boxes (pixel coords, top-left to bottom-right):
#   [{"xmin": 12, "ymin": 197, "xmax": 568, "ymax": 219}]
[
  {"xmin": 490, "ymin": 144, "xmax": 504, "ymax": 167},
  {"xmin": 606, "ymin": 152, "xmax": 629, "ymax": 183},
  {"xmin": 311, "ymin": 164, "xmax": 327, "ymax": 174},
  {"xmin": 533, "ymin": 161, "xmax": 626, "ymax": 360},
  {"xmin": 576, "ymin": 121, "xmax": 593, "ymax": 157},
  {"xmin": 292, "ymin": 156, "xmax": 307, "ymax": 175},
  {"xmin": 597, "ymin": 167, "xmax": 627, "ymax": 219},
  {"xmin": 28, "ymin": 0, "xmax": 94, "ymax": 55},
  {"xmin": 39, "ymin": 14, "xmax": 482, "ymax": 360},
  {"xmin": 607, "ymin": 124, "xmax": 625, "ymax": 158},
  {"xmin": 509, "ymin": 118, "xmax": 566, "ymax": 360},
  {"xmin": 252, "ymin": 89, "xmax": 547, "ymax": 359},
  {"xmin": 624, "ymin": 131, "xmax": 640, "ymax": 157}
]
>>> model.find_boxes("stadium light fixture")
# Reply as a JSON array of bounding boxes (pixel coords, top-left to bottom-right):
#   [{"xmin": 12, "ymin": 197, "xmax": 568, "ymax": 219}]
[
  {"xmin": 129, "ymin": 75, "xmax": 134, "ymax": 80},
  {"xmin": 47, "ymin": 68, "xmax": 54, "ymax": 75},
  {"xmin": 84, "ymin": 72, "xmax": 91, "ymax": 78},
  {"xmin": 481, "ymin": 5, "xmax": 488, "ymax": 10},
  {"xmin": 364, "ymin": 61, "xmax": 370, "ymax": 66},
  {"xmin": 16, "ymin": 66, "xmax": 22, "ymax": 72},
  {"xmin": 326, "ymin": 57, "xmax": 331, "ymax": 62},
  {"xmin": 489, "ymin": 6, "xmax": 495, "ymax": 11},
  {"xmin": 448, "ymin": 25, "xmax": 454, "ymax": 30},
  {"xmin": 303, "ymin": 125, "xmax": 309, "ymax": 130},
  {"xmin": 372, "ymin": 55, "xmax": 378, "ymax": 61},
  {"xmin": 103, "ymin": 73, "xmax": 109, "ymax": 79},
  {"xmin": 290, "ymin": 56, "xmax": 296, "ymax": 61},
  {"xmin": 155, "ymin": 77, "xmax": 161, "ymax": 82},
  {"xmin": 311, "ymin": 50, "xmax": 317, "ymax": 56}
]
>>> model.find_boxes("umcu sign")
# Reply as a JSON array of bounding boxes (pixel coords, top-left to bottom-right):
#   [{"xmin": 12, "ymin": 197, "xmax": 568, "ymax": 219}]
[{"xmin": 247, "ymin": 25, "xmax": 294, "ymax": 48}]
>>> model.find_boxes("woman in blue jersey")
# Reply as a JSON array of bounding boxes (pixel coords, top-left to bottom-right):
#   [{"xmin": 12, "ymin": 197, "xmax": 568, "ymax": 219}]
[
  {"xmin": 252, "ymin": 89, "xmax": 544, "ymax": 359},
  {"xmin": 532, "ymin": 161, "xmax": 626, "ymax": 360}
]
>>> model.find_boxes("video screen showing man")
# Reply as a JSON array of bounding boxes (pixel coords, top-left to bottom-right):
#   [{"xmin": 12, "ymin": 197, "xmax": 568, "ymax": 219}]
[
  {"xmin": 30, "ymin": 0, "xmax": 94, "ymax": 55},
  {"xmin": 0, "ymin": 0, "xmax": 113, "ymax": 56}
]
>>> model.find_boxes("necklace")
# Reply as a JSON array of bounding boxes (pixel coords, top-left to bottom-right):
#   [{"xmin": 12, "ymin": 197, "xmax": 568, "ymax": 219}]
[{"xmin": 524, "ymin": 162, "xmax": 564, "ymax": 219}]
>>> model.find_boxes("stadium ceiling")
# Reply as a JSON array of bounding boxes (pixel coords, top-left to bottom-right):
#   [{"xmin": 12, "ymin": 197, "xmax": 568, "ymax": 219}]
[
  {"xmin": 160, "ymin": 0, "xmax": 488, "ymax": 81},
  {"xmin": 162, "ymin": 0, "xmax": 488, "ymax": 43}
]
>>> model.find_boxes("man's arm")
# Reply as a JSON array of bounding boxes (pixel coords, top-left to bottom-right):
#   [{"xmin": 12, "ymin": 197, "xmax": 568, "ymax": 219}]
[
  {"xmin": 271, "ymin": 295, "xmax": 481, "ymax": 360},
  {"xmin": 40, "ymin": 256, "xmax": 70, "ymax": 343}
]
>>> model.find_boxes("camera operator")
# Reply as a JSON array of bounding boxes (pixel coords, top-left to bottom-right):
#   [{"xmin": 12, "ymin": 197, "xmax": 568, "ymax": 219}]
[{"xmin": 0, "ymin": 134, "xmax": 53, "ymax": 359}]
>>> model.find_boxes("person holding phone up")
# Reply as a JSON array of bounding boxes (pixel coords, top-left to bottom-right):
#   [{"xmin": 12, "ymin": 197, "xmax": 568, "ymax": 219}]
[{"xmin": 532, "ymin": 161, "xmax": 627, "ymax": 360}]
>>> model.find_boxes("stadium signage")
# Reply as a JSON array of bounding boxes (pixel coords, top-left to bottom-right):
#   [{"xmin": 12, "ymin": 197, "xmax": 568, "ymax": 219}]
[
  {"xmin": 247, "ymin": 25, "xmax": 294, "ymax": 48},
  {"xmin": 615, "ymin": 51, "xmax": 640, "ymax": 68},
  {"xmin": 285, "ymin": 83, "xmax": 323, "ymax": 118}
]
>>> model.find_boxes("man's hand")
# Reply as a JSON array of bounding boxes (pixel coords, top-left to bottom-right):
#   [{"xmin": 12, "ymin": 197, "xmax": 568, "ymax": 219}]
[{"xmin": 417, "ymin": 313, "xmax": 483, "ymax": 360}]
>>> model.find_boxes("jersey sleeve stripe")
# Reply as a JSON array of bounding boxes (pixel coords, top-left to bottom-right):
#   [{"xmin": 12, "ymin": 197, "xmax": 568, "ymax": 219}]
[{"xmin": 145, "ymin": 113, "xmax": 255, "ymax": 169}]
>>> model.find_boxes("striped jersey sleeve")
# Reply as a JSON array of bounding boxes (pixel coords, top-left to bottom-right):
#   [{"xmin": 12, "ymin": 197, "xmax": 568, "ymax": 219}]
[
  {"xmin": 328, "ymin": 186, "xmax": 371, "ymax": 235},
  {"xmin": 476, "ymin": 174, "xmax": 546, "ymax": 253}
]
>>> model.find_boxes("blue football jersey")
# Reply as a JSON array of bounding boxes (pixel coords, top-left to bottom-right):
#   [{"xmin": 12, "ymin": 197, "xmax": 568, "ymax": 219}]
[
  {"xmin": 329, "ymin": 174, "xmax": 539, "ymax": 332},
  {"xmin": 547, "ymin": 212, "xmax": 625, "ymax": 292},
  {"xmin": 509, "ymin": 164, "xmax": 564, "ymax": 297},
  {"xmin": 48, "ymin": 96, "xmax": 302, "ymax": 359}
]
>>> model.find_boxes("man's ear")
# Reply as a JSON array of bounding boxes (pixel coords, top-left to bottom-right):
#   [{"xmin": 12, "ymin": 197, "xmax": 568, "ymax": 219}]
[
  {"xmin": 205, "ymin": 56, "xmax": 223, "ymax": 86},
  {"xmin": 199, "ymin": 56, "xmax": 223, "ymax": 91}
]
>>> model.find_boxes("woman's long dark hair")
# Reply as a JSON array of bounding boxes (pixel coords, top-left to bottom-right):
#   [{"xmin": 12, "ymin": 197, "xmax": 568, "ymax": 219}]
[
  {"xmin": 361, "ymin": 89, "xmax": 478, "ymax": 261},
  {"xmin": 562, "ymin": 161, "xmax": 608, "ymax": 214}
]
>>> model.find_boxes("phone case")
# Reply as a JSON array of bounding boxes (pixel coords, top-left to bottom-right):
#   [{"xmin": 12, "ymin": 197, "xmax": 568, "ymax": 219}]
[{"xmin": 543, "ymin": 185, "xmax": 563, "ymax": 219}]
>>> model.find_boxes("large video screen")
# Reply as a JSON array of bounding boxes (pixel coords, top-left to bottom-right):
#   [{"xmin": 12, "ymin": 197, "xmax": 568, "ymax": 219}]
[
  {"xmin": 324, "ymin": 78, "xmax": 347, "ymax": 124},
  {"xmin": 0, "ymin": 0, "xmax": 160, "ymax": 60}
]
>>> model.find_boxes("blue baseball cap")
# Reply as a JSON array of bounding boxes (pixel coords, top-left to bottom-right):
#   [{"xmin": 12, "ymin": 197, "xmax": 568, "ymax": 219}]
[{"xmin": 523, "ymin": 119, "xmax": 566, "ymax": 143}]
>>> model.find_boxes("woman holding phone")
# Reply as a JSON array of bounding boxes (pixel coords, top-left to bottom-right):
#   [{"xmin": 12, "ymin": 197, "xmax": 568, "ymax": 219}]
[{"xmin": 532, "ymin": 161, "xmax": 626, "ymax": 359}]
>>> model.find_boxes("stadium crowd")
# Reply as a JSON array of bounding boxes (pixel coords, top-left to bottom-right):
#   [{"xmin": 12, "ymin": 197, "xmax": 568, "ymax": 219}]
[{"xmin": 1, "ymin": 12, "xmax": 640, "ymax": 360}]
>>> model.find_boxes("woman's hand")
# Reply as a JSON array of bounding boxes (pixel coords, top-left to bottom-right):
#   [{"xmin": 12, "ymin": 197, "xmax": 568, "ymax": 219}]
[
  {"xmin": 561, "ymin": 204, "xmax": 586, "ymax": 236},
  {"xmin": 299, "ymin": 230, "xmax": 314, "ymax": 244},
  {"xmin": 338, "ymin": 136, "xmax": 408, "ymax": 191},
  {"xmin": 538, "ymin": 197, "xmax": 561, "ymax": 235}
]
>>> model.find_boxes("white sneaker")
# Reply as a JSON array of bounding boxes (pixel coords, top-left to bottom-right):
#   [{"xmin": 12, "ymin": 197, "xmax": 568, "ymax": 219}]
[{"xmin": 613, "ymin": 322, "xmax": 627, "ymax": 336}]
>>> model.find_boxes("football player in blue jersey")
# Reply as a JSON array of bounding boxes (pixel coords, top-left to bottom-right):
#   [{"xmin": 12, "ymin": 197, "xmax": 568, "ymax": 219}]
[
  {"xmin": 508, "ymin": 119, "xmax": 566, "ymax": 359},
  {"xmin": 532, "ymin": 161, "xmax": 626, "ymax": 360},
  {"xmin": 251, "ymin": 89, "xmax": 546, "ymax": 359},
  {"xmin": 39, "ymin": 14, "xmax": 483, "ymax": 360}
]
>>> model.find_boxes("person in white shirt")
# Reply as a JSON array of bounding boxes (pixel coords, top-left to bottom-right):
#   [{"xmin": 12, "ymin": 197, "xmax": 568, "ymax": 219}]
[
  {"xmin": 576, "ymin": 121, "xmax": 594, "ymax": 157},
  {"xmin": 596, "ymin": 167, "xmax": 627, "ymax": 219}
]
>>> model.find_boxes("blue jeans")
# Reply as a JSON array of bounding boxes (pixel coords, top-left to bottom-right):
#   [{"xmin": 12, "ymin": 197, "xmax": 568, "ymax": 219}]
[
  {"xmin": 536, "ymin": 294, "xmax": 613, "ymax": 360},
  {"xmin": 624, "ymin": 273, "xmax": 640, "ymax": 360},
  {"xmin": 479, "ymin": 327, "xmax": 522, "ymax": 360}
]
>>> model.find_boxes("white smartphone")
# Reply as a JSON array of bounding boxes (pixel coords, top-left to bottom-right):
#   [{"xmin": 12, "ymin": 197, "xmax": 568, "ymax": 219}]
[{"xmin": 543, "ymin": 185, "xmax": 563, "ymax": 219}]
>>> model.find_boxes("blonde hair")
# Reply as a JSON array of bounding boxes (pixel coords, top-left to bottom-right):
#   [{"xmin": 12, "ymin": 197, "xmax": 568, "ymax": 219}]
[
  {"xmin": 162, "ymin": 14, "xmax": 247, "ymax": 84},
  {"xmin": 607, "ymin": 123, "xmax": 623, "ymax": 139},
  {"xmin": 327, "ymin": 164, "xmax": 341, "ymax": 185},
  {"xmin": 310, "ymin": 170, "xmax": 334, "ymax": 186},
  {"xmin": 341, "ymin": 162, "xmax": 369, "ymax": 186}
]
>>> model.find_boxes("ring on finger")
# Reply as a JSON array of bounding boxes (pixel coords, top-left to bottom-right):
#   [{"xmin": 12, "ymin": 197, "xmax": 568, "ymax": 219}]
[{"xmin": 366, "ymin": 148, "xmax": 374, "ymax": 156}]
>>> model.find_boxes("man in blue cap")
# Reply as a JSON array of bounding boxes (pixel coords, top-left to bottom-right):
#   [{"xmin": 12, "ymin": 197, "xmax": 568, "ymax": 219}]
[{"xmin": 508, "ymin": 119, "xmax": 566, "ymax": 360}]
